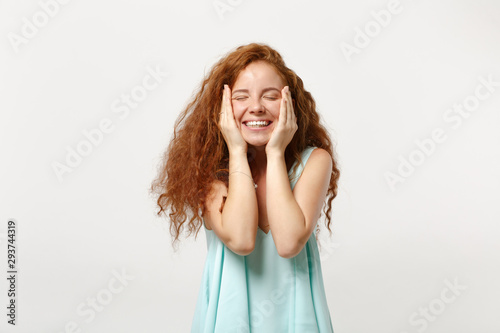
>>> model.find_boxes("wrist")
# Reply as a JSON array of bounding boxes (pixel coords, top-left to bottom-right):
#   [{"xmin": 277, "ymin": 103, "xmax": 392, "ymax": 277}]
[
  {"xmin": 228, "ymin": 147, "xmax": 248, "ymax": 158},
  {"xmin": 265, "ymin": 148, "xmax": 285, "ymax": 159}
]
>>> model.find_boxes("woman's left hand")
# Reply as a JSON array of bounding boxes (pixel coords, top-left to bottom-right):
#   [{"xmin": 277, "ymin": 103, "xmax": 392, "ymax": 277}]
[{"xmin": 265, "ymin": 86, "xmax": 298, "ymax": 156}]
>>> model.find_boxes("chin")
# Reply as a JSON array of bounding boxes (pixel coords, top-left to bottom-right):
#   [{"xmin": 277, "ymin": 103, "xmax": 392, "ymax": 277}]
[
  {"xmin": 245, "ymin": 138, "xmax": 269, "ymax": 148},
  {"xmin": 247, "ymin": 144, "xmax": 267, "ymax": 151}
]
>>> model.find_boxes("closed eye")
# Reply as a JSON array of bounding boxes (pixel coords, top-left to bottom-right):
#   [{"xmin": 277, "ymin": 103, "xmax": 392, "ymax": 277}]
[
  {"xmin": 233, "ymin": 96, "xmax": 248, "ymax": 101},
  {"xmin": 264, "ymin": 96, "xmax": 278, "ymax": 100}
]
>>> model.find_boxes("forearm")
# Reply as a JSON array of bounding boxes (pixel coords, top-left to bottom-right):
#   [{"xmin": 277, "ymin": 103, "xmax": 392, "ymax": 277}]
[
  {"xmin": 222, "ymin": 150, "xmax": 259, "ymax": 247},
  {"xmin": 266, "ymin": 153, "xmax": 305, "ymax": 255}
]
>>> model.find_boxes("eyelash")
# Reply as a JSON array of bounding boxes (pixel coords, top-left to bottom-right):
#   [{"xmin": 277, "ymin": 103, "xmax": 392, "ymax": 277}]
[{"xmin": 233, "ymin": 96, "xmax": 278, "ymax": 101}]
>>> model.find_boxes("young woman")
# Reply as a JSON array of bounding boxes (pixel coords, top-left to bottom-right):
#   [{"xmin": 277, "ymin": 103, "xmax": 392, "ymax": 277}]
[{"xmin": 151, "ymin": 43, "xmax": 340, "ymax": 332}]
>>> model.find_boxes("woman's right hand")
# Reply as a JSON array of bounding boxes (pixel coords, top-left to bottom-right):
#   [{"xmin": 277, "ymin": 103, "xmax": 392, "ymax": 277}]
[{"xmin": 219, "ymin": 84, "xmax": 247, "ymax": 154}]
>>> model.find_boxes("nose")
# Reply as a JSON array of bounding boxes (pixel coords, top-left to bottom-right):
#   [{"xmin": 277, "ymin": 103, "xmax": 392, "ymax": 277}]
[{"xmin": 249, "ymin": 97, "xmax": 265, "ymax": 113}]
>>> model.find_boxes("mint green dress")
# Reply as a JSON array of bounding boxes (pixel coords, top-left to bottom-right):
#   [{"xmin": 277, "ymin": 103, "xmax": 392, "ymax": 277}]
[{"xmin": 191, "ymin": 146, "xmax": 335, "ymax": 332}]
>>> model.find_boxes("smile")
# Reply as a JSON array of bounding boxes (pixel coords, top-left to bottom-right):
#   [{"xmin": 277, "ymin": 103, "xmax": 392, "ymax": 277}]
[{"xmin": 243, "ymin": 120, "xmax": 272, "ymax": 129}]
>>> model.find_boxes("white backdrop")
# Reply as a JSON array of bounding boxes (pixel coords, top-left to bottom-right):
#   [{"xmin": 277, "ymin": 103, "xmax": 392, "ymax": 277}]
[{"xmin": 1, "ymin": 0, "xmax": 499, "ymax": 332}]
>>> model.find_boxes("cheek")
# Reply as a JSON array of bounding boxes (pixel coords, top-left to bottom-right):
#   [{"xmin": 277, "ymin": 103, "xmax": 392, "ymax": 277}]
[
  {"xmin": 263, "ymin": 101, "xmax": 281, "ymax": 118},
  {"xmin": 231, "ymin": 105, "xmax": 245, "ymax": 123}
]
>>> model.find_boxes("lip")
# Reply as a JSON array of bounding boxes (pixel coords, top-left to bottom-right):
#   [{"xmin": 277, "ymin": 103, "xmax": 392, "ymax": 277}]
[{"xmin": 242, "ymin": 120, "xmax": 273, "ymax": 131}]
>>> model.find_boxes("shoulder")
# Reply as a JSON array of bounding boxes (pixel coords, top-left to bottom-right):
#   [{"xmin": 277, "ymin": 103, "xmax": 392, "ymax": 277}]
[
  {"xmin": 206, "ymin": 179, "xmax": 227, "ymax": 206},
  {"xmin": 203, "ymin": 179, "xmax": 227, "ymax": 231},
  {"xmin": 210, "ymin": 179, "xmax": 227, "ymax": 191},
  {"xmin": 293, "ymin": 147, "xmax": 332, "ymax": 191},
  {"xmin": 309, "ymin": 147, "xmax": 331, "ymax": 160},
  {"xmin": 306, "ymin": 147, "xmax": 332, "ymax": 170},
  {"xmin": 296, "ymin": 147, "xmax": 332, "ymax": 186}
]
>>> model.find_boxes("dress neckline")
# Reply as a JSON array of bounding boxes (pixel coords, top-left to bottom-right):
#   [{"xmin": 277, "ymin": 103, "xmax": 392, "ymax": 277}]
[
  {"xmin": 258, "ymin": 226, "xmax": 271, "ymax": 235},
  {"xmin": 204, "ymin": 223, "xmax": 271, "ymax": 236}
]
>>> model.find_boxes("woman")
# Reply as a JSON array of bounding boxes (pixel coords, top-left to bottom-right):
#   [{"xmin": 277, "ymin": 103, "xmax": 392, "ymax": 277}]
[{"xmin": 151, "ymin": 43, "xmax": 340, "ymax": 332}]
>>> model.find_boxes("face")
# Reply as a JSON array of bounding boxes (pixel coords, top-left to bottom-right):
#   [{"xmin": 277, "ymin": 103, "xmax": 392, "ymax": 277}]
[{"xmin": 230, "ymin": 61, "xmax": 286, "ymax": 149}]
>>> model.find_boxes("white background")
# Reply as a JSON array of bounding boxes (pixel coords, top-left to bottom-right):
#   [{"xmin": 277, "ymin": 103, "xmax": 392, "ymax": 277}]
[{"xmin": 1, "ymin": 0, "xmax": 499, "ymax": 332}]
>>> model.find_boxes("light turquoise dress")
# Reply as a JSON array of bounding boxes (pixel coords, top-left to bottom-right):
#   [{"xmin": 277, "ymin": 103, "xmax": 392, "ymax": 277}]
[{"xmin": 191, "ymin": 146, "xmax": 335, "ymax": 332}]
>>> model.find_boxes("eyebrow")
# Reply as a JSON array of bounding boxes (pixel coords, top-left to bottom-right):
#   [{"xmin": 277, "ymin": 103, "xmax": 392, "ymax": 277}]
[{"xmin": 231, "ymin": 87, "xmax": 281, "ymax": 95}]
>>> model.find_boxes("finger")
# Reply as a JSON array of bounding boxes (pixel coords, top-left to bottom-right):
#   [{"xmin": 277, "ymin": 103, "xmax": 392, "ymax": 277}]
[
  {"xmin": 285, "ymin": 88, "xmax": 297, "ymax": 134},
  {"xmin": 227, "ymin": 87, "xmax": 242, "ymax": 133},
  {"xmin": 225, "ymin": 85, "xmax": 233, "ymax": 121},
  {"xmin": 288, "ymin": 89, "xmax": 297, "ymax": 129},
  {"xmin": 220, "ymin": 86, "xmax": 226, "ymax": 124},
  {"xmin": 225, "ymin": 86, "xmax": 236, "ymax": 123},
  {"xmin": 285, "ymin": 86, "xmax": 293, "ymax": 125},
  {"xmin": 279, "ymin": 87, "xmax": 287, "ymax": 126},
  {"xmin": 285, "ymin": 86, "xmax": 292, "ymax": 126},
  {"xmin": 225, "ymin": 85, "xmax": 230, "ymax": 116}
]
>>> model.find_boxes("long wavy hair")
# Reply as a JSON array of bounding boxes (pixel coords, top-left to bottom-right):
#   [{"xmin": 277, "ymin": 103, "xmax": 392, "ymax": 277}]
[{"xmin": 150, "ymin": 43, "xmax": 340, "ymax": 250}]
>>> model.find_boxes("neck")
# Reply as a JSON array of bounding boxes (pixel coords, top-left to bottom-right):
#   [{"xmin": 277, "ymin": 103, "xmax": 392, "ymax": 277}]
[{"xmin": 248, "ymin": 146, "xmax": 267, "ymax": 177}]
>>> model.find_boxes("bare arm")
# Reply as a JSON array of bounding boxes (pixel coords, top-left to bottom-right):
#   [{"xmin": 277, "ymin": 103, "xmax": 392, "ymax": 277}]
[
  {"xmin": 203, "ymin": 85, "xmax": 259, "ymax": 255},
  {"xmin": 266, "ymin": 148, "xmax": 332, "ymax": 258},
  {"xmin": 264, "ymin": 87, "xmax": 332, "ymax": 258},
  {"xmin": 203, "ymin": 151, "xmax": 258, "ymax": 255}
]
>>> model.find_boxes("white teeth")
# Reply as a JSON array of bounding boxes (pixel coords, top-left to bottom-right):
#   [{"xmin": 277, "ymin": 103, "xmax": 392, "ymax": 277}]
[{"xmin": 246, "ymin": 121, "xmax": 270, "ymax": 127}]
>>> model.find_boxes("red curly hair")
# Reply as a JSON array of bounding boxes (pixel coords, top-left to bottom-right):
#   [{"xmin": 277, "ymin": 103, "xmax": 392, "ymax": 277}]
[{"xmin": 150, "ymin": 43, "xmax": 340, "ymax": 250}]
